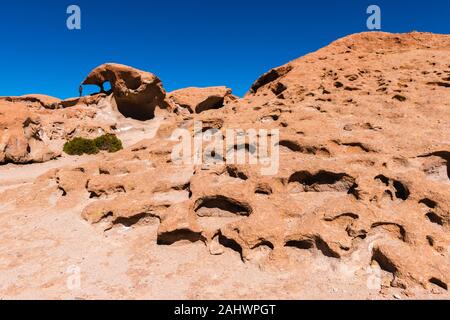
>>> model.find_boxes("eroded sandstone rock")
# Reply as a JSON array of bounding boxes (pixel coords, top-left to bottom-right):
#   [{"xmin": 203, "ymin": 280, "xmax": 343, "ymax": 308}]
[
  {"xmin": 0, "ymin": 94, "xmax": 61, "ymax": 110},
  {"xmin": 0, "ymin": 101, "xmax": 58, "ymax": 164},
  {"xmin": 168, "ymin": 86, "xmax": 237, "ymax": 114},
  {"xmin": 1, "ymin": 32, "xmax": 450, "ymax": 297},
  {"xmin": 82, "ymin": 63, "xmax": 168, "ymax": 120}
]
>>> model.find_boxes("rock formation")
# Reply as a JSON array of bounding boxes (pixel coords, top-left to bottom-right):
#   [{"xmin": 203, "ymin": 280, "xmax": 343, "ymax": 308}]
[
  {"xmin": 168, "ymin": 86, "xmax": 237, "ymax": 114},
  {"xmin": 0, "ymin": 94, "xmax": 61, "ymax": 110},
  {"xmin": 0, "ymin": 100, "xmax": 57, "ymax": 164},
  {"xmin": 1, "ymin": 32, "xmax": 449, "ymax": 299},
  {"xmin": 82, "ymin": 63, "xmax": 168, "ymax": 120}
]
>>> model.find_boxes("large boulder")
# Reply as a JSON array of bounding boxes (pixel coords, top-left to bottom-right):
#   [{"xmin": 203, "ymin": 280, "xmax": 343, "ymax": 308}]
[
  {"xmin": 0, "ymin": 101, "xmax": 58, "ymax": 164},
  {"xmin": 82, "ymin": 63, "xmax": 168, "ymax": 120},
  {"xmin": 0, "ymin": 94, "xmax": 61, "ymax": 110},
  {"xmin": 168, "ymin": 86, "xmax": 237, "ymax": 114}
]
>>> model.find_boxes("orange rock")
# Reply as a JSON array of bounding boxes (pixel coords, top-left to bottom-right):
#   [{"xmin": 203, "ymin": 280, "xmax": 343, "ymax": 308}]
[
  {"xmin": 1, "ymin": 32, "xmax": 450, "ymax": 298},
  {"xmin": 82, "ymin": 63, "xmax": 169, "ymax": 120}
]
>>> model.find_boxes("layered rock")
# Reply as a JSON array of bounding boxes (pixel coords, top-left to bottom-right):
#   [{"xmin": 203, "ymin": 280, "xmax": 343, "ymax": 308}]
[
  {"xmin": 0, "ymin": 94, "xmax": 61, "ymax": 110},
  {"xmin": 58, "ymin": 94, "xmax": 107, "ymax": 109}
]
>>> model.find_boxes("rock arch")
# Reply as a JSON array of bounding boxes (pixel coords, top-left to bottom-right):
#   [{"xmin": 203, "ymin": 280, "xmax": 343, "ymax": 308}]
[{"xmin": 82, "ymin": 63, "xmax": 168, "ymax": 120}]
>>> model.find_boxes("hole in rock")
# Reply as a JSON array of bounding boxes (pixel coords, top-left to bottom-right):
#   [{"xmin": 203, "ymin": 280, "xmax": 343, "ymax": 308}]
[
  {"xmin": 89, "ymin": 185, "xmax": 126, "ymax": 199},
  {"xmin": 347, "ymin": 183, "xmax": 361, "ymax": 199},
  {"xmin": 324, "ymin": 212, "xmax": 359, "ymax": 222},
  {"xmin": 250, "ymin": 65, "xmax": 293, "ymax": 94},
  {"xmin": 226, "ymin": 166, "xmax": 248, "ymax": 180},
  {"xmin": 344, "ymin": 86, "xmax": 360, "ymax": 91},
  {"xmin": 278, "ymin": 140, "xmax": 302, "ymax": 152},
  {"xmin": 419, "ymin": 151, "xmax": 450, "ymax": 180},
  {"xmin": 125, "ymin": 76, "xmax": 142, "ymax": 90},
  {"xmin": 393, "ymin": 181, "xmax": 409, "ymax": 200},
  {"xmin": 375, "ymin": 175, "xmax": 390, "ymax": 186},
  {"xmin": 117, "ymin": 100, "xmax": 157, "ymax": 121},
  {"xmin": 419, "ymin": 198, "xmax": 437, "ymax": 209},
  {"xmin": 80, "ymin": 85, "xmax": 101, "ymax": 96},
  {"xmin": 314, "ymin": 236, "xmax": 340, "ymax": 258},
  {"xmin": 427, "ymin": 81, "xmax": 450, "ymax": 88},
  {"xmin": 196, "ymin": 96, "xmax": 226, "ymax": 114},
  {"xmin": 228, "ymin": 143, "xmax": 258, "ymax": 157},
  {"xmin": 252, "ymin": 240, "xmax": 275, "ymax": 250},
  {"xmin": 255, "ymin": 183, "xmax": 273, "ymax": 195},
  {"xmin": 261, "ymin": 114, "xmax": 279, "ymax": 122},
  {"xmin": 392, "ymin": 94, "xmax": 407, "ymax": 102},
  {"xmin": 371, "ymin": 222, "xmax": 407, "ymax": 241},
  {"xmin": 101, "ymin": 81, "xmax": 112, "ymax": 94},
  {"xmin": 383, "ymin": 190, "xmax": 394, "ymax": 200},
  {"xmin": 375, "ymin": 175, "xmax": 410, "ymax": 200},
  {"xmin": 341, "ymin": 142, "xmax": 373, "ymax": 153},
  {"xmin": 113, "ymin": 212, "xmax": 158, "ymax": 227},
  {"xmin": 271, "ymin": 82, "xmax": 288, "ymax": 96}
]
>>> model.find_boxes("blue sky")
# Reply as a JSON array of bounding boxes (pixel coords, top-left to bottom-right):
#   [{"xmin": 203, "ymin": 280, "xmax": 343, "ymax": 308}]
[{"xmin": 0, "ymin": 0, "xmax": 449, "ymax": 98}]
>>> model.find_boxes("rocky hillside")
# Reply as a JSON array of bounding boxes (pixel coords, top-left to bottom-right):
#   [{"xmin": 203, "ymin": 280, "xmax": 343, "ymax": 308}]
[{"xmin": 0, "ymin": 32, "xmax": 449, "ymax": 299}]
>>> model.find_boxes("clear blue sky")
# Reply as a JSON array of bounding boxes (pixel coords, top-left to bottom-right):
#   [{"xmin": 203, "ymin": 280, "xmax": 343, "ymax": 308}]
[{"xmin": 0, "ymin": 0, "xmax": 449, "ymax": 98}]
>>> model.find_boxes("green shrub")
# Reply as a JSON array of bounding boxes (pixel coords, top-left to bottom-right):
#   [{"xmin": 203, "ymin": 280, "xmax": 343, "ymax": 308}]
[
  {"xmin": 63, "ymin": 134, "xmax": 123, "ymax": 156},
  {"xmin": 94, "ymin": 134, "xmax": 123, "ymax": 153},
  {"xmin": 63, "ymin": 137, "xmax": 99, "ymax": 156}
]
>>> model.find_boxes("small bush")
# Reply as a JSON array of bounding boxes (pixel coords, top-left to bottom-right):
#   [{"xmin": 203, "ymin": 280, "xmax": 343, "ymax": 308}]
[
  {"xmin": 63, "ymin": 137, "xmax": 99, "ymax": 156},
  {"xmin": 63, "ymin": 134, "xmax": 123, "ymax": 156},
  {"xmin": 94, "ymin": 134, "xmax": 123, "ymax": 153}
]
